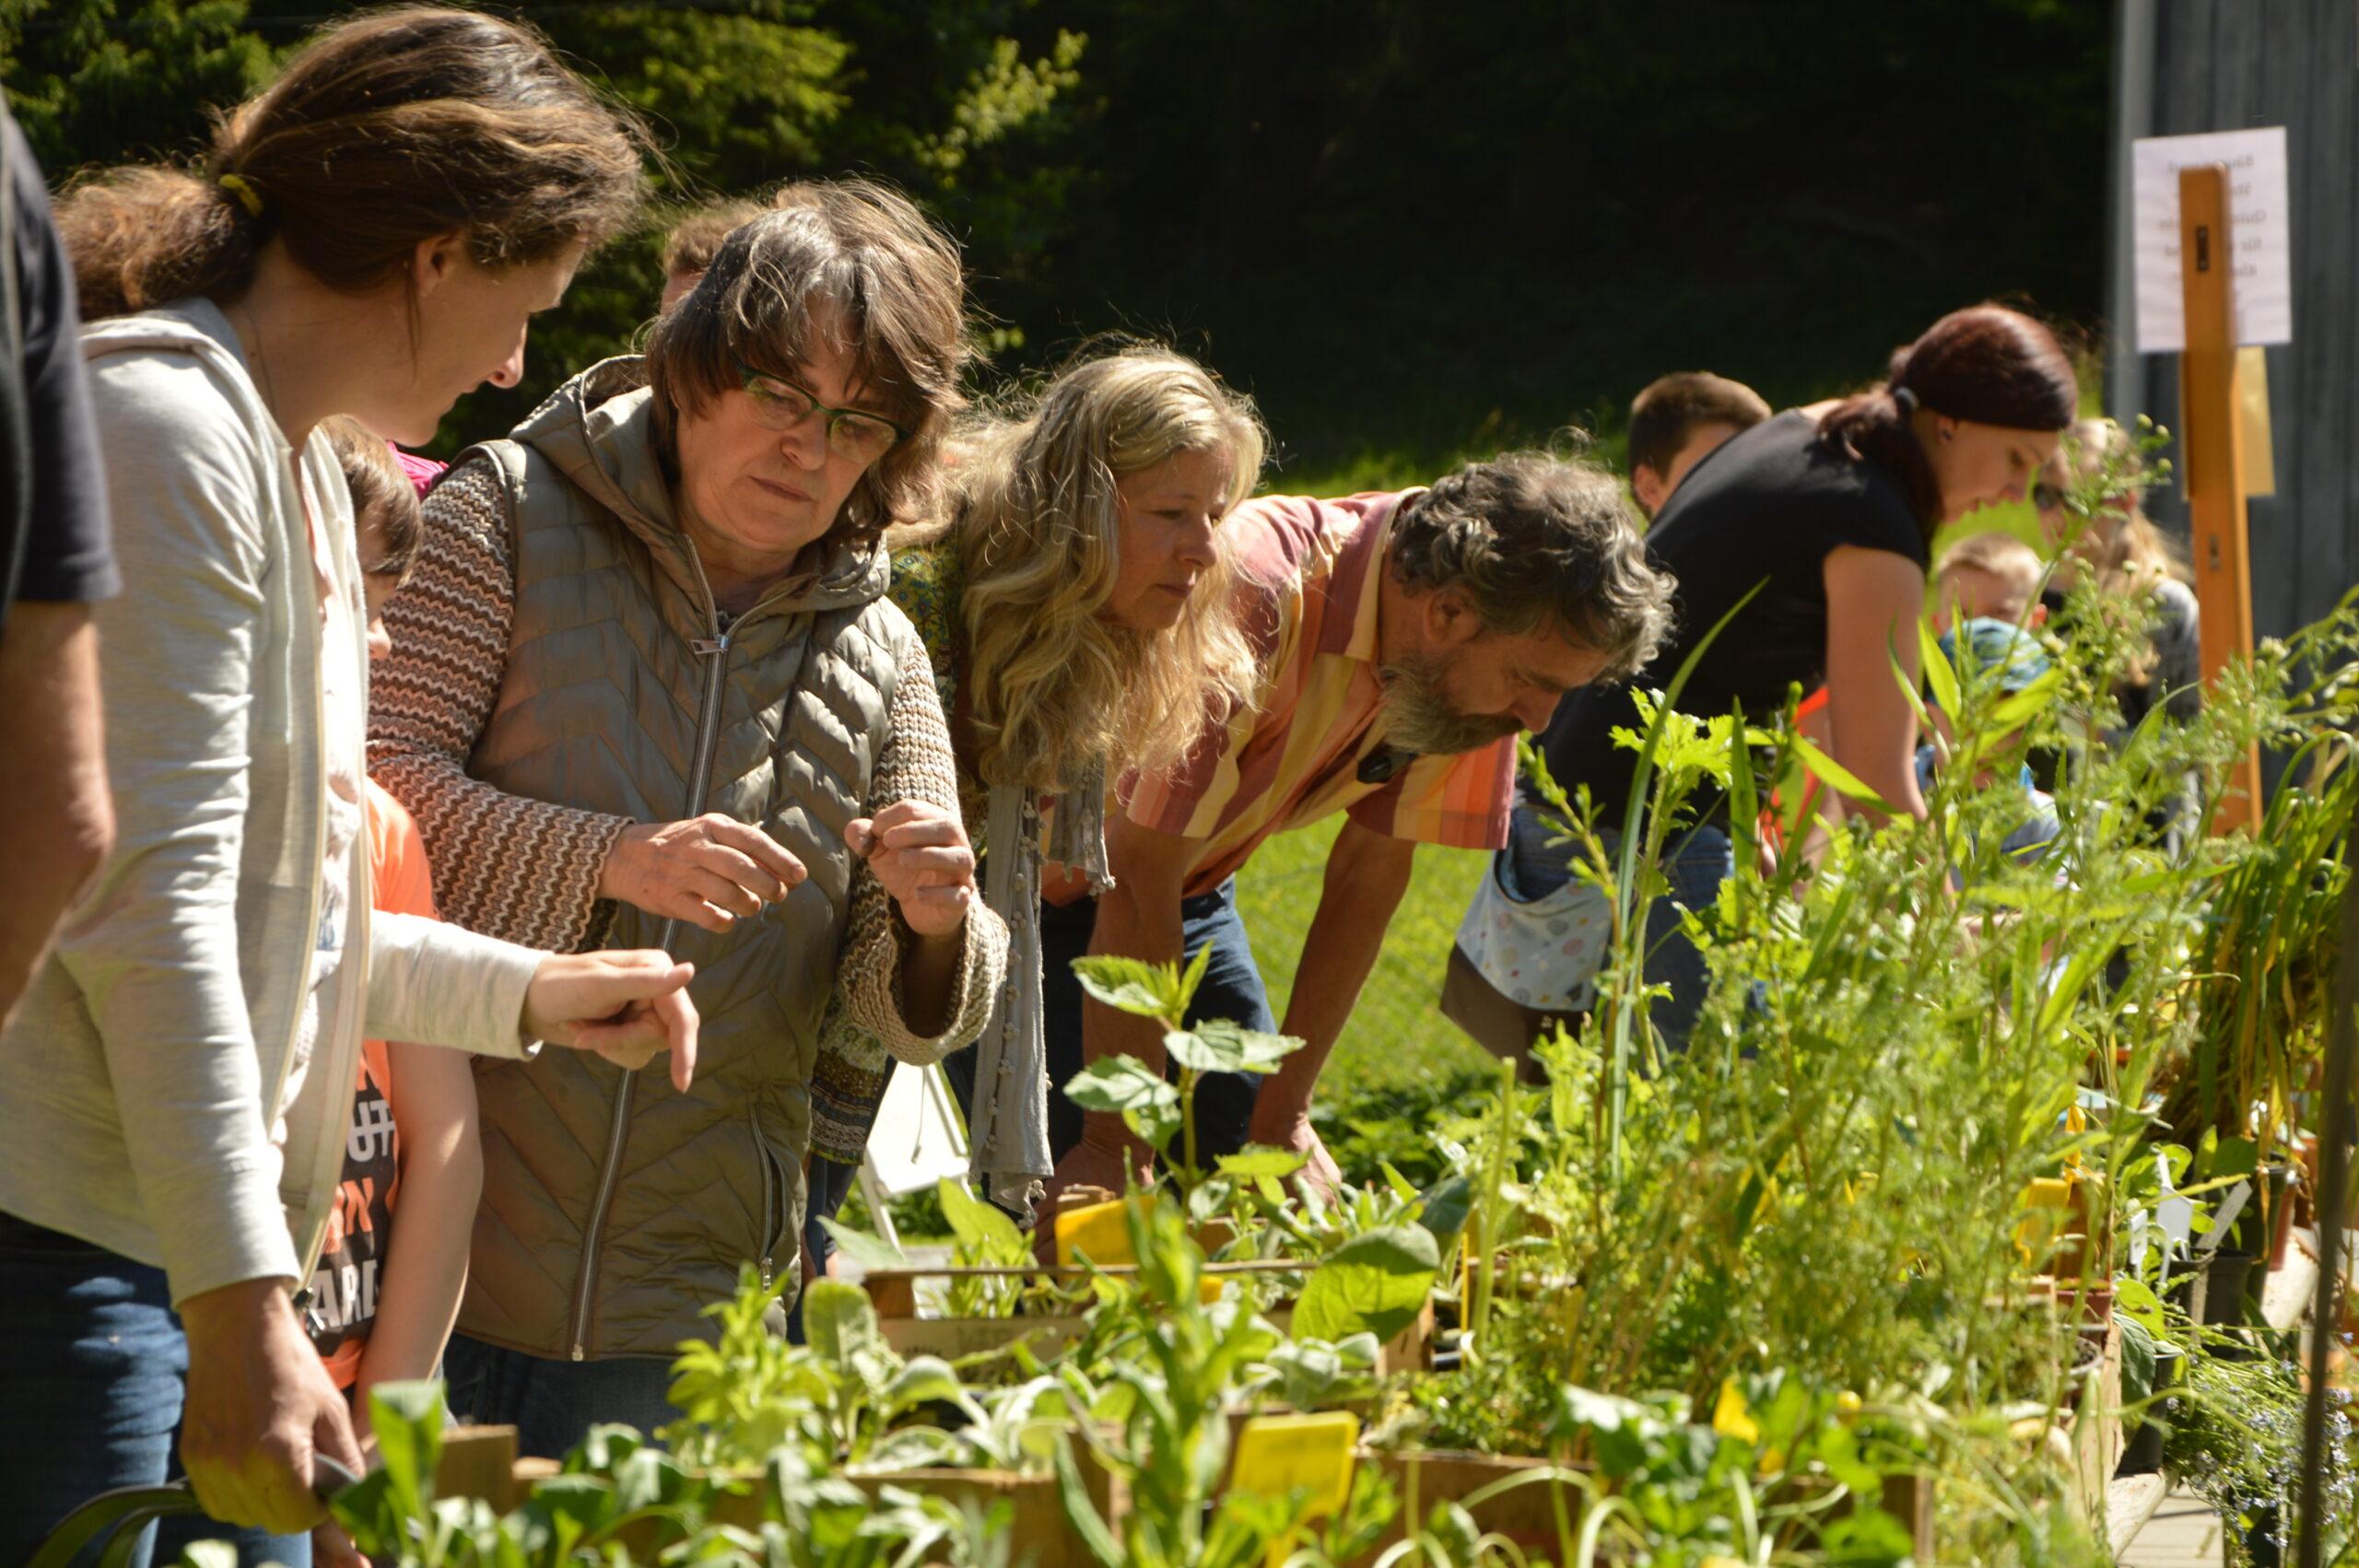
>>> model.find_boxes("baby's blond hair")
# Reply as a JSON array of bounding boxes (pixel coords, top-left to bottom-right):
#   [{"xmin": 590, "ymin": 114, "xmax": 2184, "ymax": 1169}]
[{"xmin": 1934, "ymin": 531, "xmax": 2044, "ymax": 626}]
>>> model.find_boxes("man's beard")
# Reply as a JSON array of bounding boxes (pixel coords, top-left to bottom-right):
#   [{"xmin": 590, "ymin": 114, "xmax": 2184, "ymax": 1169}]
[{"xmin": 1377, "ymin": 652, "xmax": 1521, "ymax": 757}]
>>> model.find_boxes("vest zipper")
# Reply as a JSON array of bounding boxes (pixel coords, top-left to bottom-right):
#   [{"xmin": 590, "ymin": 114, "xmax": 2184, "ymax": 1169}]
[
  {"xmin": 567, "ymin": 571, "xmax": 735, "ymax": 1360},
  {"xmin": 751, "ymin": 1108, "xmax": 777, "ymax": 1290}
]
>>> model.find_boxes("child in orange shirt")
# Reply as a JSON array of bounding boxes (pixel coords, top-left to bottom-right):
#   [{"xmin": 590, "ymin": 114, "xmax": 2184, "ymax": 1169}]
[{"xmin": 309, "ymin": 422, "xmax": 479, "ymax": 1446}]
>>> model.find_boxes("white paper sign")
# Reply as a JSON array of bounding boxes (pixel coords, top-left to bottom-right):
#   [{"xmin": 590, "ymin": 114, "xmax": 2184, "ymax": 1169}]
[{"xmin": 2132, "ymin": 127, "xmax": 2293, "ymax": 353}]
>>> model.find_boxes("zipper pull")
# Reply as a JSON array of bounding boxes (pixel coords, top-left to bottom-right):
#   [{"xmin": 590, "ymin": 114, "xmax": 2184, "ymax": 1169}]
[
  {"xmin": 691, "ymin": 634, "xmax": 729, "ymax": 656},
  {"xmin": 758, "ymin": 1253, "xmax": 775, "ymax": 1290}
]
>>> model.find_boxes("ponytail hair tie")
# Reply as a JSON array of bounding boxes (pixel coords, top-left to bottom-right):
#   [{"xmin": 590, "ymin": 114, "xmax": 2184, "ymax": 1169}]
[
  {"xmin": 217, "ymin": 173, "xmax": 264, "ymax": 218},
  {"xmin": 1890, "ymin": 384, "xmax": 1919, "ymax": 418}
]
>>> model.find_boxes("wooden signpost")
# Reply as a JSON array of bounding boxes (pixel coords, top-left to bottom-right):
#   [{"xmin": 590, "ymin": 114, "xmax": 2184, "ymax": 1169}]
[{"xmin": 2174, "ymin": 163, "xmax": 2265, "ymax": 834}]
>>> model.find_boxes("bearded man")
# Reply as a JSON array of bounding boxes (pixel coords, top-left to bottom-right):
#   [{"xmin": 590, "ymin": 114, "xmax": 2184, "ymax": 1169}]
[{"xmin": 1037, "ymin": 452, "xmax": 1674, "ymax": 1207}]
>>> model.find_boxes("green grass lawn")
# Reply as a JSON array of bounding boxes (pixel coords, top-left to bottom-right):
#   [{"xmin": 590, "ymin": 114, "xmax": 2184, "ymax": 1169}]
[{"xmin": 1229, "ymin": 817, "xmax": 1496, "ymax": 1106}]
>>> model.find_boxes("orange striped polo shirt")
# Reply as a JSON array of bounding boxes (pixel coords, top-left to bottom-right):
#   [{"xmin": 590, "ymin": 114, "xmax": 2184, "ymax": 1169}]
[{"xmin": 1125, "ymin": 491, "xmax": 1516, "ymax": 899}]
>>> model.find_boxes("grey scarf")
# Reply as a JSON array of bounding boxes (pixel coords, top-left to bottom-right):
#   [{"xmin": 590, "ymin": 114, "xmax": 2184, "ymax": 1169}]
[{"xmin": 966, "ymin": 767, "xmax": 1113, "ymax": 1215}]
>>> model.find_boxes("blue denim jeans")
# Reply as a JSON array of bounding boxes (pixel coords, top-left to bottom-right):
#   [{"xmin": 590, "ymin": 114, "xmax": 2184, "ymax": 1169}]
[
  {"xmin": 1024, "ymin": 876, "xmax": 1270, "ymax": 1166},
  {"xmin": 790, "ymin": 1154, "xmax": 860, "ymax": 1340},
  {"xmin": 440, "ymin": 1332, "xmax": 676, "ymax": 1462},
  {"xmin": 0, "ymin": 1213, "xmax": 309, "ymax": 1568},
  {"xmin": 1504, "ymin": 801, "xmax": 1733, "ymax": 1056}
]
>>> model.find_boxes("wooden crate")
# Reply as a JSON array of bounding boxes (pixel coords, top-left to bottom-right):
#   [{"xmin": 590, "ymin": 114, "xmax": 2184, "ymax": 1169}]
[
  {"xmin": 863, "ymin": 1259, "xmax": 1436, "ymax": 1375},
  {"xmin": 2064, "ymin": 1321, "xmax": 2123, "ymax": 1528},
  {"xmin": 457, "ymin": 1446, "xmax": 1117, "ymax": 1566},
  {"xmin": 852, "ymin": 1462, "xmax": 1120, "ymax": 1568},
  {"xmin": 1356, "ymin": 1450, "xmax": 1589, "ymax": 1563}
]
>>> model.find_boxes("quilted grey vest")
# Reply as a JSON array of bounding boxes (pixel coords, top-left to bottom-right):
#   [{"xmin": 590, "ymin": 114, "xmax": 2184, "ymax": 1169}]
[{"xmin": 454, "ymin": 359, "xmax": 904, "ymax": 1361}]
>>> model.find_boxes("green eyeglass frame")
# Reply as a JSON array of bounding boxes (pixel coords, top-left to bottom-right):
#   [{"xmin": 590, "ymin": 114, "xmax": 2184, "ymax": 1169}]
[{"xmin": 731, "ymin": 355, "xmax": 906, "ymax": 463}]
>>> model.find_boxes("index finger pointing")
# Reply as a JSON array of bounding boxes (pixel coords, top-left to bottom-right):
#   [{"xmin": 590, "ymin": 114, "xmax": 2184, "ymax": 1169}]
[{"xmin": 658, "ymin": 985, "xmax": 698, "ymax": 1091}]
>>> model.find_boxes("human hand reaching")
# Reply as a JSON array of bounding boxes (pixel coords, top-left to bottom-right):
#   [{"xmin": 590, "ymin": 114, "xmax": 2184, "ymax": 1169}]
[{"xmin": 523, "ymin": 950, "xmax": 699, "ymax": 1092}]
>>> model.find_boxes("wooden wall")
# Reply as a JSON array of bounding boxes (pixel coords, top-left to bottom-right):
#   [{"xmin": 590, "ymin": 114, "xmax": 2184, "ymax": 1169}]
[{"xmin": 2107, "ymin": 0, "xmax": 2359, "ymax": 645}]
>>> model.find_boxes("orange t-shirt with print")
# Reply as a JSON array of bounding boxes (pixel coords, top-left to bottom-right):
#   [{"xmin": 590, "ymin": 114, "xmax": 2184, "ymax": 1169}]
[{"xmin": 304, "ymin": 779, "xmax": 439, "ymax": 1388}]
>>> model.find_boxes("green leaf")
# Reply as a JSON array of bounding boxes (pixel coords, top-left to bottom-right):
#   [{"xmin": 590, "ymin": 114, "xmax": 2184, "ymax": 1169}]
[
  {"xmin": 1053, "ymin": 1438, "xmax": 1126, "ymax": 1568},
  {"xmin": 2115, "ymin": 1276, "xmax": 2172, "ymax": 1343},
  {"xmin": 1882, "ymin": 645, "xmax": 1935, "ymax": 737},
  {"xmin": 366, "ymin": 1379, "xmax": 445, "ymax": 1522},
  {"xmin": 521, "ymin": 1473, "xmax": 622, "ymax": 1543},
  {"xmin": 1987, "ymin": 670, "xmax": 2062, "ymax": 731},
  {"xmin": 1071, "ymin": 954, "xmax": 1180, "ymax": 1020},
  {"xmin": 326, "ymin": 1469, "xmax": 405, "ymax": 1558},
  {"xmin": 1215, "ymin": 1148, "xmax": 1310, "ymax": 1181},
  {"xmin": 1163, "ymin": 1028, "xmax": 1224, "ymax": 1072},
  {"xmin": 1790, "ymin": 735, "xmax": 1892, "ymax": 813},
  {"xmin": 937, "ymin": 1176, "xmax": 1025, "ymax": 1254},
  {"xmin": 1175, "ymin": 938, "xmax": 1215, "ymax": 1015},
  {"xmin": 804, "ymin": 1280, "xmax": 883, "ymax": 1370},
  {"xmin": 1293, "ymin": 1223, "xmax": 1439, "ymax": 1342},
  {"xmin": 1725, "ymin": 701, "xmax": 1759, "ymax": 880},
  {"xmin": 1424, "ymin": 1500, "xmax": 1485, "ymax": 1562},
  {"xmin": 1413, "ymin": 1174, "xmax": 1474, "ymax": 1258},
  {"xmin": 1918, "ymin": 617, "xmax": 1961, "ymax": 719},
  {"xmin": 816, "ymin": 1215, "xmax": 910, "ymax": 1273},
  {"xmin": 1129, "ymin": 1102, "xmax": 1183, "ymax": 1157},
  {"xmin": 1546, "ymin": 1385, "xmax": 1659, "ymax": 1478},
  {"xmin": 1062, "ymin": 1054, "xmax": 1180, "ymax": 1117},
  {"xmin": 1818, "ymin": 1506, "xmax": 1916, "ymax": 1564},
  {"xmin": 885, "ymin": 1355, "xmax": 970, "ymax": 1415},
  {"xmin": 1181, "ymin": 1018, "xmax": 1303, "ymax": 1075},
  {"xmin": 2204, "ymin": 1134, "xmax": 2260, "ymax": 1185},
  {"xmin": 2118, "ymin": 1313, "xmax": 2159, "ymax": 1407}
]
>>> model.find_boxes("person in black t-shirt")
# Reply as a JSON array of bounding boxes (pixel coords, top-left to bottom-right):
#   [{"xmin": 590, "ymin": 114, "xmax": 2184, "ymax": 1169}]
[
  {"xmin": 1483, "ymin": 305, "xmax": 2078, "ymax": 1053},
  {"xmin": 1626, "ymin": 370, "xmax": 1772, "ymax": 521},
  {"xmin": 0, "ymin": 110, "xmax": 117, "ymax": 1033}
]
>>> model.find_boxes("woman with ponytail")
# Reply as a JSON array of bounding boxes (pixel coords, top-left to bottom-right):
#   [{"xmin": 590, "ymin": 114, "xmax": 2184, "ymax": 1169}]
[
  {"xmin": 0, "ymin": 14, "xmax": 696, "ymax": 1564},
  {"xmin": 1507, "ymin": 304, "xmax": 2076, "ymax": 1051}
]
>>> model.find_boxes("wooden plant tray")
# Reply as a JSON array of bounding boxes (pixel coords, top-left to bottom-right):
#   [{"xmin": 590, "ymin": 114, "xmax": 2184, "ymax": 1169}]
[
  {"xmin": 1353, "ymin": 1451, "xmax": 1933, "ymax": 1565},
  {"xmin": 1356, "ymin": 1450, "xmax": 1589, "ymax": 1563},
  {"xmin": 849, "ymin": 1463, "xmax": 1120, "ymax": 1568},
  {"xmin": 440, "ymin": 1427, "xmax": 1120, "ymax": 1568},
  {"xmin": 861, "ymin": 1259, "xmax": 1436, "ymax": 1375}
]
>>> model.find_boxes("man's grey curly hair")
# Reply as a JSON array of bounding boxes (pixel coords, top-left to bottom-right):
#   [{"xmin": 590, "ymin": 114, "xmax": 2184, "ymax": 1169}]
[{"xmin": 1389, "ymin": 451, "xmax": 1673, "ymax": 682}]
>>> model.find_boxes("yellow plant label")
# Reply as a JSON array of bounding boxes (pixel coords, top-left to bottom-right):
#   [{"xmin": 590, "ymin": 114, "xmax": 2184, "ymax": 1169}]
[
  {"xmin": 1712, "ymin": 1377, "xmax": 1761, "ymax": 1445},
  {"xmin": 1054, "ymin": 1195, "xmax": 1223, "ymax": 1302},
  {"xmin": 1054, "ymin": 1198, "xmax": 1137, "ymax": 1269},
  {"xmin": 1234, "ymin": 1411, "xmax": 1359, "ymax": 1567},
  {"xmin": 2015, "ymin": 1176, "xmax": 2080, "ymax": 1269}
]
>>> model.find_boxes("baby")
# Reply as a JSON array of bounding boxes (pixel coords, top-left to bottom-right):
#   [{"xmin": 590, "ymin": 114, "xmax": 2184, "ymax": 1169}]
[
  {"xmin": 1931, "ymin": 531, "xmax": 2047, "ymax": 634},
  {"xmin": 1917, "ymin": 616, "xmax": 2060, "ymax": 867}
]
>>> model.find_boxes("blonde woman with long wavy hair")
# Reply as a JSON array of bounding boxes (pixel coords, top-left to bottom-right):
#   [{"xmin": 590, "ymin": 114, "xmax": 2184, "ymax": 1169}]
[
  {"xmin": 804, "ymin": 344, "xmax": 1263, "ymax": 1252},
  {"xmin": 2034, "ymin": 415, "xmax": 2201, "ymax": 842}
]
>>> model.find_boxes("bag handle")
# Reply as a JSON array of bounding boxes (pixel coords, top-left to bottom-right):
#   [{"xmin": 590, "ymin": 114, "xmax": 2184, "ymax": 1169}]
[{"xmin": 29, "ymin": 1456, "xmax": 361, "ymax": 1568}]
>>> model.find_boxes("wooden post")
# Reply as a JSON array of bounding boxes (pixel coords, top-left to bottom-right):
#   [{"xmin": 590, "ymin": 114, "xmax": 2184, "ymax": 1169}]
[{"xmin": 2176, "ymin": 164, "xmax": 2265, "ymax": 833}]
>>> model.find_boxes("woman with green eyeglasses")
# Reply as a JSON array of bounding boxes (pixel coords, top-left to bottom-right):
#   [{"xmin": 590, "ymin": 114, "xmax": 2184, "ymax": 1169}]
[{"xmin": 367, "ymin": 179, "xmax": 1009, "ymax": 1459}]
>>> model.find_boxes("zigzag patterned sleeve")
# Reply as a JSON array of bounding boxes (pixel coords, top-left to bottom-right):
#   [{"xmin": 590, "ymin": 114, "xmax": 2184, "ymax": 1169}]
[
  {"xmin": 834, "ymin": 623, "xmax": 1010, "ymax": 1064},
  {"xmin": 368, "ymin": 457, "xmax": 632, "ymax": 953}
]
